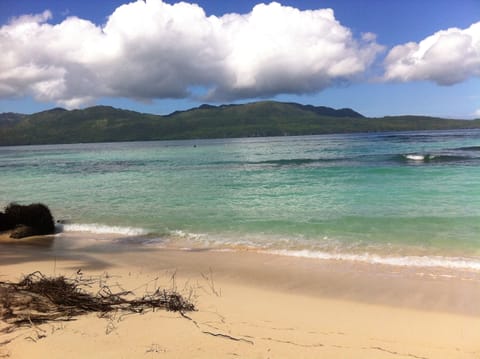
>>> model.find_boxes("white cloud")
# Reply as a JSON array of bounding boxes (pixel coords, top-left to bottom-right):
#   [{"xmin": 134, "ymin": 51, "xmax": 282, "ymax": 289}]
[
  {"xmin": 0, "ymin": 1, "xmax": 383, "ymax": 108},
  {"xmin": 384, "ymin": 22, "xmax": 480, "ymax": 85},
  {"xmin": 207, "ymin": 3, "xmax": 383, "ymax": 100}
]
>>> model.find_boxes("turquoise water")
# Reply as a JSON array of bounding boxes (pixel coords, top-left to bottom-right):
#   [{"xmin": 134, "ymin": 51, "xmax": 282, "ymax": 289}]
[{"xmin": 1, "ymin": 130, "xmax": 480, "ymax": 267}]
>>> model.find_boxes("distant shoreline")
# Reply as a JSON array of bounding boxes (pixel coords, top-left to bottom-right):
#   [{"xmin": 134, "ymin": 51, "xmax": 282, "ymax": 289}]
[{"xmin": 1, "ymin": 101, "xmax": 479, "ymax": 146}]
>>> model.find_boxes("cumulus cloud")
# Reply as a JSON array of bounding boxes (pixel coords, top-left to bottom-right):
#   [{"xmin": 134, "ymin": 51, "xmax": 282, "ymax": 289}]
[
  {"xmin": 206, "ymin": 3, "xmax": 383, "ymax": 100},
  {"xmin": 0, "ymin": 1, "xmax": 383, "ymax": 108},
  {"xmin": 384, "ymin": 22, "xmax": 480, "ymax": 85}
]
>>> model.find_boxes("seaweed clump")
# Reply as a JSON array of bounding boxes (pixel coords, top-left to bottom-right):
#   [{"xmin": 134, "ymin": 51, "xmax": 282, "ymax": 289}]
[{"xmin": 0, "ymin": 271, "xmax": 195, "ymax": 330}]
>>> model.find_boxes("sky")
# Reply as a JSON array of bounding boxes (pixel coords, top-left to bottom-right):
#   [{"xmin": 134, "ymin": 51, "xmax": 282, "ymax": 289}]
[{"xmin": 0, "ymin": 0, "xmax": 479, "ymax": 118}]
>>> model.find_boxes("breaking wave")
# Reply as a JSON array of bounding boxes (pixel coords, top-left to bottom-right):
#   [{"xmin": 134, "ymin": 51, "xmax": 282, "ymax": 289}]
[
  {"xmin": 59, "ymin": 223, "xmax": 149, "ymax": 236},
  {"xmin": 399, "ymin": 153, "xmax": 471, "ymax": 163}
]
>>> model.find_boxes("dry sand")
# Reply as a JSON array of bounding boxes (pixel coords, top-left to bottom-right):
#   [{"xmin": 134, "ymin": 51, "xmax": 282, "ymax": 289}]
[{"xmin": 1, "ymin": 232, "xmax": 480, "ymax": 358}]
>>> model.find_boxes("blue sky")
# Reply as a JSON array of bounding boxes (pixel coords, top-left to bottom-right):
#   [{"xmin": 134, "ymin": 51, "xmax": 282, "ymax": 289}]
[{"xmin": 0, "ymin": 0, "xmax": 479, "ymax": 118}]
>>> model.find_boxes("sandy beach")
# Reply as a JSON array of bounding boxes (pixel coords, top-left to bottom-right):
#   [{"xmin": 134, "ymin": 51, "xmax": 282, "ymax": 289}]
[{"xmin": 1, "ymin": 232, "xmax": 480, "ymax": 358}]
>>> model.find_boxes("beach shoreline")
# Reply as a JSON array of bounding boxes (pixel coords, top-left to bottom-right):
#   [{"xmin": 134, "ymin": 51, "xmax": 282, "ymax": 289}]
[{"xmin": 1, "ymin": 233, "xmax": 480, "ymax": 358}]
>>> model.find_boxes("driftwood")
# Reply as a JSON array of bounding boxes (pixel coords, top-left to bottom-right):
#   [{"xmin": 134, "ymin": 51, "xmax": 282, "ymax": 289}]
[{"xmin": 0, "ymin": 271, "xmax": 195, "ymax": 330}]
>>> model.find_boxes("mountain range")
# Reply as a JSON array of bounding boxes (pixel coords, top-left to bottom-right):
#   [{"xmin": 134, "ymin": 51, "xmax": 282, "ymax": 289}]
[{"xmin": 1, "ymin": 101, "xmax": 479, "ymax": 146}]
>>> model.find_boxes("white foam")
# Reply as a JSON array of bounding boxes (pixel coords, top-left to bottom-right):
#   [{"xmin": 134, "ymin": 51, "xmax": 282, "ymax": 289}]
[
  {"xmin": 404, "ymin": 154, "xmax": 436, "ymax": 161},
  {"xmin": 265, "ymin": 249, "xmax": 480, "ymax": 271},
  {"xmin": 405, "ymin": 154, "xmax": 425, "ymax": 161},
  {"xmin": 169, "ymin": 229, "xmax": 205, "ymax": 240},
  {"xmin": 165, "ymin": 231, "xmax": 480, "ymax": 271},
  {"xmin": 61, "ymin": 223, "xmax": 148, "ymax": 236},
  {"xmin": 58, "ymin": 224, "xmax": 480, "ymax": 271}
]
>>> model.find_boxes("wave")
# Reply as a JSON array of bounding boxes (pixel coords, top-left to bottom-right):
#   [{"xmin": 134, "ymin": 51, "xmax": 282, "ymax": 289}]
[
  {"xmin": 55, "ymin": 224, "xmax": 480, "ymax": 271},
  {"xmin": 169, "ymin": 229, "xmax": 206, "ymax": 241},
  {"xmin": 210, "ymin": 153, "xmax": 477, "ymax": 168},
  {"xmin": 252, "ymin": 158, "xmax": 340, "ymax": 166},
  {"xmin": 266, "ymin": 249, "xmax": 480, "ymax": 271},
  {"xmin": 255, "ymin": 158, "xmax": 318, "ymax": 166},
  {"xmin": 60, "ymin": 223, "xmax": 149, "ymax": 236},
  {"xmin": 452, "ymin": 146, "xmax": 480, "ymax": 151},
  {"xmin": 205, "ymin": 157, "xmax": 343, "ymax": 168},
  {"xmin": 162, "ymin": 229, "xmax": 480, "ymax": 271},
  {"xmin": 399, "ymin": 153, "xmax": 470, "ymax": 163},
  {"xmin": 404, "ymin": 154, "xmax": 433, "ymax": 161}
]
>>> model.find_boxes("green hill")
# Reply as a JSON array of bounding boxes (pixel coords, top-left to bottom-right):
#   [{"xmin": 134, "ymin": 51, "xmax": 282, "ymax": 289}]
[{"xmin": 0, "ymin": 101, "xmax": 479, "ymax": 146}]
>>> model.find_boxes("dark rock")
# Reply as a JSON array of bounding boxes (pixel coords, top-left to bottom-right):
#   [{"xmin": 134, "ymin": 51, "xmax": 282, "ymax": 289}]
[
  {"xmin": 0, "ymin": 212, "xmax": 14, "ymax": 231},
  {"xmin": 0, "ymin": 203, "xmax": 55, "ymax": 239}
]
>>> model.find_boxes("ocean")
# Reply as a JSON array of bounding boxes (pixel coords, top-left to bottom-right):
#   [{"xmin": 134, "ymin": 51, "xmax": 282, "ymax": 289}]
[{"xmin": 1, "ymin": 130, "xmax": 480, "ymax": 270}]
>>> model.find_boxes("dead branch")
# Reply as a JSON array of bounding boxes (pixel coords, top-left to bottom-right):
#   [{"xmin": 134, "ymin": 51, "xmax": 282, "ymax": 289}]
[
  {"xmin": 201, "ymin": 331, "xmax": 254, "ymax": 345},
  {"xmin": 0, "ymin": 271, "xmax": 195, "ymax": 331},
  {"xmin": 200, "ymin": 268, "xmax": 221, "ymax": 297}
]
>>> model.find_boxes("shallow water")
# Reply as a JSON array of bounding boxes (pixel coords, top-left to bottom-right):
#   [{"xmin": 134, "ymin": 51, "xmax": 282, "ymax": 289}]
[{"xmin": 1, "ymin": 130, "xmax": 480, "ymax": 268}]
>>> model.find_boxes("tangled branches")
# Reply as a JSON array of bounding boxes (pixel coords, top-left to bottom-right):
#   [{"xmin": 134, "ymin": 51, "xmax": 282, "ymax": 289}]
[{"xmin": 0, "ymin": 271, "xmax": 195, "ymax": 329}]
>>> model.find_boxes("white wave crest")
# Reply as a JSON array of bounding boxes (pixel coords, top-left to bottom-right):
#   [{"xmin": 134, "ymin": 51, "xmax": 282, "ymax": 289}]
[
  {"xmin": 61, "ymin": 223, "xmax": 148, "ymax": 236},
  {"xmin": 404, "ymin": 154, "xmax": 436, "ymax": 161},
  {"xmin": 405, "ymin": 154, "xmax": 426, "ymax": 161},
  {"xmin": 266, "ymin": 249, "xmax": 480, "ymax": 271}
]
